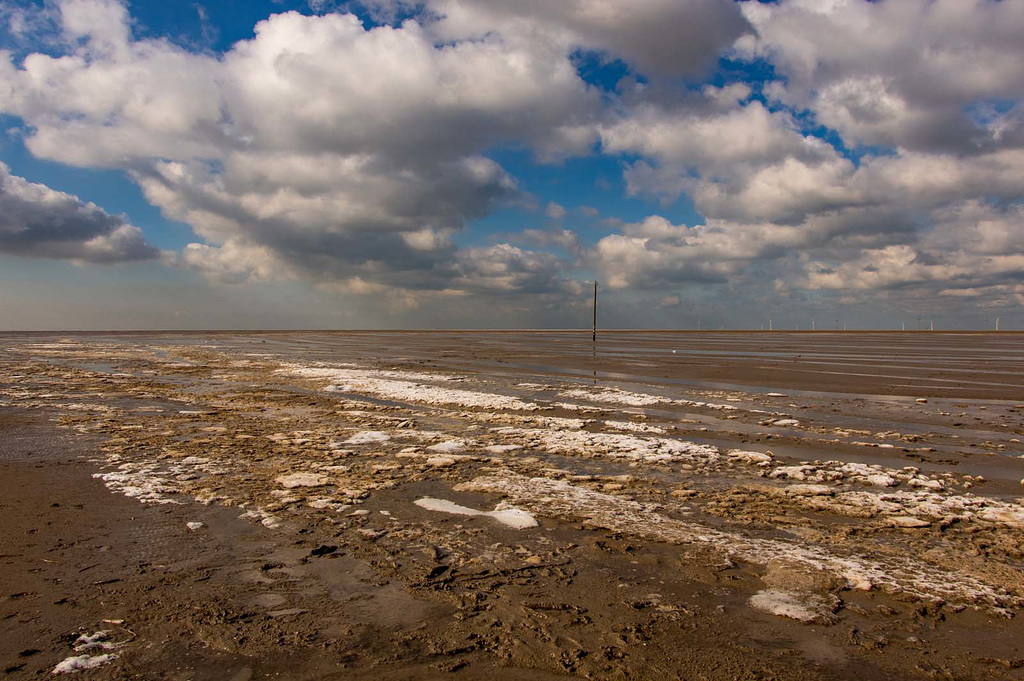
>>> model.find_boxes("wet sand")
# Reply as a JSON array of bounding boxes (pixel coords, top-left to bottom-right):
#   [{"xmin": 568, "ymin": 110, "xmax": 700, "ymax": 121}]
[{"xmin": 1, "ymin": 331, "xmax": 1023, "ymax": 679}]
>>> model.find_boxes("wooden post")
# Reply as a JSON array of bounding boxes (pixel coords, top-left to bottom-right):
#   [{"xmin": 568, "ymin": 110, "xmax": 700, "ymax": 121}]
[{"xmin": 592, "ymin": 281, "xmax": 598, "ymax": 342}]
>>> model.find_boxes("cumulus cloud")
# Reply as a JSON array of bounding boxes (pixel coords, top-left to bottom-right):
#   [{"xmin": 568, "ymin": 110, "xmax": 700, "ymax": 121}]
[
  {"xmin": 454, "ymin": 243, "xmax": 574, "ymax": 294},
  {"xmin": 1, "ymin": 0, "xmax": 595, "ymax": 292},
  {"xmin": 582, "ymin": 0, "xmax": 1024, "ymax": 313},
  {"xmin": 739, "ymin": 0, "xmax": 1024, "ymax": 154},
  {"xmin": 591, "ymin": 216, "xmax": 798, "ymax": 289},
  {"xmin": 0, "ymin": 162, "xmax": 158, "ymax": 263},
  {"xmin": 367, "ymin": 0, "xmax": 751, "ymax": 79},
  {"xmin": 802, "ymin": 201, "xmax": 1024, "ymax": 296},
  {"xmin": 600, "ymin": 92, "xmax": 836, "ymax": 210}
]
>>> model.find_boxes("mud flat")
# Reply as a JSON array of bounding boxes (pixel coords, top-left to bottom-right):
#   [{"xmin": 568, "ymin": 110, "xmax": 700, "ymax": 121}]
[{"xmin": 1, "ymin": 331, "xmax": 1023, "ymax": 679}]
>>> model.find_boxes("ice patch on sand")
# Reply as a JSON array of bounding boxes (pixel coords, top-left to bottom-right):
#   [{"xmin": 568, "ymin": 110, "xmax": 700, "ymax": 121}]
[
  {"xmin": 839, "ymin": 463, "xmax": 897, "ymax": 487},
  {"xmin": 415, "ymin": 497, "xmax": 538, "ymax": 529},
  {"xmin": 729, "ymin": 450, "xmax": 773, "ymax": 465},
  {"xmin": 285, "ymin": 365, "xmax": 539, "ymax": 411},
  {"xmin": 240, "ymin": 509, "xmax": 284, "ymax": 529},
  {"xmin": 748, "ymin": 590, "xmax": 838, "ymax": 624},
  {"xmin": 344, "ymin": 430, "xmax": 391, "ymax": 445},
  {"xmin": 275, "ymin": 472, "xmax": 327, "ymax": 488},
  {"xmin": 308, "ymin": 498, "xmax": 351, "ymax": 512},
  {"xmin": 490, "ymin": 426, "xmax": 719, "ymax": 464},
  {"xmin": 427, "ymin": 439, "xmax": 470, "ymax": 453},
  {"xmin": 485, "ymin": 444, "xmax": 523, "ymax": 454}
]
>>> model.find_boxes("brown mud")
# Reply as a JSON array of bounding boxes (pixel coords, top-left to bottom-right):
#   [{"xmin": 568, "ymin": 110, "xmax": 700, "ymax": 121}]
[{"xmin": 1, "ymin": 331, "xmax": 1023, "ymax": 679}]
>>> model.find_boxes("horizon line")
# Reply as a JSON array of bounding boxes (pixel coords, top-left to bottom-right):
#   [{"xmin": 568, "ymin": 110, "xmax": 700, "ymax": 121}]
[{"xmin": 0, "ymin": 328, "xmax": 1020, "ymax": 334}]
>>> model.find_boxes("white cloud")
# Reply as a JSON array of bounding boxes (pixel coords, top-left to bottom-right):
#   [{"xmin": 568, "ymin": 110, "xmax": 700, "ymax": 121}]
[
  {"xmin": 544, "ymin": 201, "xmax": 567, "ymax": 221},
  {"xmin": 585, "ymin": 0, "xmax": 1024, "ymax": 310},
  {"xmin": 602, "ymin": 98, "xmax": 810, "ymax": 173},
  {"xmin": 454, "ymin": 243, "xmax": 573, "ymax": 294},
  {"xmin": 740, "ymin": 0, "xmax": 1024, "ymax": 153},
  {"xmin": 372, "ymin": 0, "xmax": 751, "ymax": 79},
  {"xmin": 178, "ymin": 241, "xmax": 285, "ymax": 285},
  {"xmin": 1, "ymin": 0, "xmax": 597, "ymax": 292}
]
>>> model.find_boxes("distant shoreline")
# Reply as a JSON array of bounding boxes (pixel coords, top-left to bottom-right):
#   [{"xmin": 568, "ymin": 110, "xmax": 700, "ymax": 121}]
[{"xmin": 0, "ymin": 329, "xmax": 1021, "ymax": 335}]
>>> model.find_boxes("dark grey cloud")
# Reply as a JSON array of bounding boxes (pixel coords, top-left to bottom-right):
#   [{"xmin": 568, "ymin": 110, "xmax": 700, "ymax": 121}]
[
  {"xmin": 0, "ymin": 162, "xmax": 159, "ymax": 263},
  {"xmin": 392, "ymin": 0, "xmax": 753, "ymax": 79}
]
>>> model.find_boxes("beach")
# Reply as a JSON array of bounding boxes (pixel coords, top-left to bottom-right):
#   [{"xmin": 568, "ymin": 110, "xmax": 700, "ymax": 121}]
[{"xmin": 2, "ymin": 331, "xmax": 1023, "ymax": 679}]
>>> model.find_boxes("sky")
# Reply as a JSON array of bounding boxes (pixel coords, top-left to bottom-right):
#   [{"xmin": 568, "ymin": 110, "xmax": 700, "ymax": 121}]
[{"xmin": 0, "ymin": 0, "xmax": 1022, "ymax": 330}]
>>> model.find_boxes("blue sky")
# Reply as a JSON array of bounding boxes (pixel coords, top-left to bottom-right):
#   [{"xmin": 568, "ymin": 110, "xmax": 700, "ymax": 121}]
[{"xmin": 0, "ymin": 0, "xmax": 1022, "ymax": 329}]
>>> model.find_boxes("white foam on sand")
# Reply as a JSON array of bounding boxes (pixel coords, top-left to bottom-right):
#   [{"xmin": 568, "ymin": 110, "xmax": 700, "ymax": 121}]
[
  {"xmin": 559, "ymin": 387, "xmax": 671, "ymax": 407},
  {"xmin": 52, "ymin": 654, "xmax": 117, "ymax": 674},
  {"xmin": 52, "ymin": 631, "xmax": 124, "ymax": 674},
  {"xmin": 92, "ymin": 452, "xmax": 234, "ymax": 506},
  {"xmin": 93, "ymin": 464, "xmax": 181, "ymax": 505},
  {"xmin": 455, "ymin": 472, "xmax": 1019, "ymax": 609},
  {"xmin": 285, "ymin": 365, "xmax": 539, "ymax": 411},
  {"xmin": 558, "ymin": 387, "xmax": 739, "ymax": 411},
  {"xmin": 550, "ymin": 402, "xmax": 599, "ymax": 412},
  {"xmin": 796, "ymin": 487, "xmax": 1024, "ymax": 529},
  {"xmin": 72, "ymin": 631, "xmax": 117, "ymax": 653},
  {"xmin": 457, "ymin": 412, "xmax": 590, "ymax": 430},
  {"xmin": 344, "ymin": 430, "xmax": 391, "ymax": 445},
  {"xmin": 604, "ymin": 420, "xmax": 667, "ymax": 434},
  {"xmin": 414, "ymin": 497, "xmax": 538, "ymax": 529}
]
